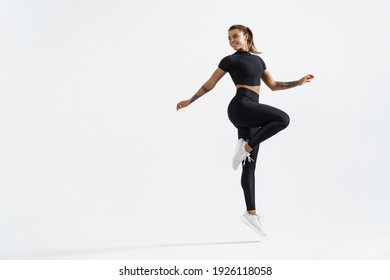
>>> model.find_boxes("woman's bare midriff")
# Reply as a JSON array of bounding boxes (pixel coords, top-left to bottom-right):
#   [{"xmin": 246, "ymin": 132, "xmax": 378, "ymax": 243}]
[{"xmin": 235, "ymin": 84, "xmax": 260, "ymax": 94}]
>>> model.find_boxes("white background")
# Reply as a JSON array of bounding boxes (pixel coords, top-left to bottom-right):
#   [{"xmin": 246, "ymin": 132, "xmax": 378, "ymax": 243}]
[{"xmin": 1, "ymin": 0, "xmax": 389, "ymax": 259}]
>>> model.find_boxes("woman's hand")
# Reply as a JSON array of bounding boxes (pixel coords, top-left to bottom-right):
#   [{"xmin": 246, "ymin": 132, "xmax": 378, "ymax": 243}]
[
  {"xmin": 299, "ymin": 74, "xmax": 315, "ymax": 85},
  {"xmin": 176, "ymin": 99, "xmax": 190, "ymax": 111}
]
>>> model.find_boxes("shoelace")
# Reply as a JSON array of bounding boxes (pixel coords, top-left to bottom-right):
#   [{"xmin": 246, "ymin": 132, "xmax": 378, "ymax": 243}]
[
  {"xmin": 255, "ymin": 215, "xmax": 267, "ymax": 236},
  {"xmin": 246, "ymin": 213, "xmax": 266, "ymax": 233},
  {"xmin": 247, "ymin": 213, "xmax": 265, "ymax": 223},
  {"xmin": 242, "ymin": 153, "xmax": 254, "ymax": 166},
  {"xmin": 256, "ymin": 214, "xmax": 265, "ymax": 223}
]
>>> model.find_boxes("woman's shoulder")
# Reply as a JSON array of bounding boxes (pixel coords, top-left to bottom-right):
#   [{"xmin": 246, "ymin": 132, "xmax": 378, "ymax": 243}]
[
  {"xmin": 251, "ymin": 54, "xmax": 265, "ymax": 61},
  {"xmin": 219, "ymin": 54, "xmax": 232, "ymax": 63},
  {"xmin": 218, "ymin": 53, "xmax": 234, "ymax": 71}
]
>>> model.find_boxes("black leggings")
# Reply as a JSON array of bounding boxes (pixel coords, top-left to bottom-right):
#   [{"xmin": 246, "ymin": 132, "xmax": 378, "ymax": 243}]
[{"xmin": 227, "ymin": 88, "xmax": 290, "ymax": 211}]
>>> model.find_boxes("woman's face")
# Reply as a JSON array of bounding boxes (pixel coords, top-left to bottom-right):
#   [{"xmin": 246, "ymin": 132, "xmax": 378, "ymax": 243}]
[{"xmin": 228, "ymin": 29, "xmax": 247, "ymax": 51}]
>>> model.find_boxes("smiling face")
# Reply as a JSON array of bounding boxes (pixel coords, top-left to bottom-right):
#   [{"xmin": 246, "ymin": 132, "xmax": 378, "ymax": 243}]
[{"xmin": 228, "ymin": 28, "xmax": 248, "ymax": 51}]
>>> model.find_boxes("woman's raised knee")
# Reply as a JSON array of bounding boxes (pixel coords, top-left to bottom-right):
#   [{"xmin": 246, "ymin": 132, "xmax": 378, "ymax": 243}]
[{"xmin": 280, "ymin": 112, "xmax": 290, "ymax": 129}]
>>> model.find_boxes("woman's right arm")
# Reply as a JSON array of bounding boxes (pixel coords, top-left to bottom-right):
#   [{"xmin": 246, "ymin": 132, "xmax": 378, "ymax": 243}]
[{"xmin": 176, "ymin": 68, "xmax": 226, "ymax": 111}]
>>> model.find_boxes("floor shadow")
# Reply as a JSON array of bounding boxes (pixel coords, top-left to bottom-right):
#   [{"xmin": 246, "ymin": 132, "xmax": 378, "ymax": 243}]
[{"xmin": 4, "ymin": 240, "xmax": 261, "ymax": 259}]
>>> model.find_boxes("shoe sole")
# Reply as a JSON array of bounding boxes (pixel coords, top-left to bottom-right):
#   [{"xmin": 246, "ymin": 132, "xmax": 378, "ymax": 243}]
[{"xmin": 240, "ymin": 215, "xmax": 267, "ymax": 237}]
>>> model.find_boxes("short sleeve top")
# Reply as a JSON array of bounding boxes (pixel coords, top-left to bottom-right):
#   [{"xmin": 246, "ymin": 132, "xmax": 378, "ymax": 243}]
[{"xmin": 218, "ymin": 50, "xmax": 266, "ymax": 86}]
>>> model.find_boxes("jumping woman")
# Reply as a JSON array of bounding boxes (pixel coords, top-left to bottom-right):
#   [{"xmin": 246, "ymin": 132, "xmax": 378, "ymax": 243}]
[{"xmin": 176, "ymin": 24, "xmax": 314, "ymax": 236}]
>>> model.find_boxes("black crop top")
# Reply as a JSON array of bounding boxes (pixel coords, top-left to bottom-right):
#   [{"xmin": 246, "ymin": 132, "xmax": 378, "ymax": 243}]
[{"xmin": 218, "ymin": 50, "xmax": 266, "ymax": 86}]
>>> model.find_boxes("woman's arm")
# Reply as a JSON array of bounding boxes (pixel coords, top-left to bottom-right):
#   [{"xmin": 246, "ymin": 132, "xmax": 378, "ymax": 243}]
[
  {"xmin": 261, "ymin": 69, "xmax": 314, "ymax": 91},
  {"xmin": 176, "ymin": 68, "xmax": 226, "ymax": 110}
]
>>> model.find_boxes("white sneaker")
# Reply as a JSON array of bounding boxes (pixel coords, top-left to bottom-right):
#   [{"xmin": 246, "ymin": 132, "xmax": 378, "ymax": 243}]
[
  {"xmin": 232, "ymin": 139, "xmax": 253, "ymax": 170},
  {"xmin": 240, "ymin": 212, "xmax": 266, "ymax": 237}
]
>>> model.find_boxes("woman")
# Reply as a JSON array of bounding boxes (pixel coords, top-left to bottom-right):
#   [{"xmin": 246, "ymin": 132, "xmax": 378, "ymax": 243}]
[{"xmin": 176, "ymin": 24, "xmax": 314, "ymax": 236}]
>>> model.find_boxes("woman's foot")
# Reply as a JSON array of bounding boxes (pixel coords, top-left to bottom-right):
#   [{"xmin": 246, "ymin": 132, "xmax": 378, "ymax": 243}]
[
  {"xmin": 240, "ymin": 211, "xmax": 266, "ymax": 237},
  {"xmin": 232, "ymin": 139, "xmax": 254, "ymax": 170}
]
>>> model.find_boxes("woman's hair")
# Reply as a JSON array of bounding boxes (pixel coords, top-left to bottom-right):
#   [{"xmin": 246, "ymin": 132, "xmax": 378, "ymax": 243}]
[{"xmin": 228, "ymin": 24, "xmax": 261, "ymax": 54}]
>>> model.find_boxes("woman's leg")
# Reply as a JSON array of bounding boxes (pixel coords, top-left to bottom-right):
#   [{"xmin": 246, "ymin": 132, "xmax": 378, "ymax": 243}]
[
  {"xmin": 237, "ymin": 127, "xmax": 266, "ymax": 236},
  {"xmin": 237, "ymin": 102, "xmax": 290, "ymax": 150},
  {"xmin": 238, "ymin": 127, "xmax": 260, "ymax": 212},
  {"xmin": 228, "ymin": 91, "xmax": 290, "ymax": 150},
  {"xmin": 228, "ymin": 90, "xmax": 288, "ymax": 223}
]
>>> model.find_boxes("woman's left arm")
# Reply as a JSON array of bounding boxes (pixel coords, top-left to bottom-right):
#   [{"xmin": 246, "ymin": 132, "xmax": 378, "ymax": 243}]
[{"xmin": 262, "ymin": 69, "xmax": 314, "ymax": 91}]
